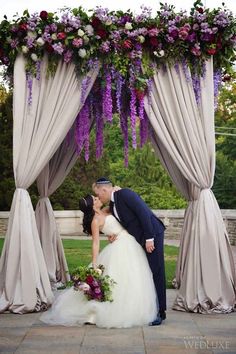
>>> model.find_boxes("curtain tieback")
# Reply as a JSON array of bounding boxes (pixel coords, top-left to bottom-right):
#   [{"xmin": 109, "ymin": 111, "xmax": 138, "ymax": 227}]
[{"xmin": 39, "ymin": 196, "xmax": 49, "ymax": 200}]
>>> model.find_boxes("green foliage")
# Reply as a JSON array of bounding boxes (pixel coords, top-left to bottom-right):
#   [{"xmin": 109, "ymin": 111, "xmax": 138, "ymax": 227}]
[{"xmin": 213, "ymin": 75, "xmax": 236, "ymax": 208}]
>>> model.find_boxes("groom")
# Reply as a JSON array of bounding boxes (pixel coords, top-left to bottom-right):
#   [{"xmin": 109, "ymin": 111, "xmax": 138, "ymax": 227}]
[{"xmin": 94, "ymin": 177, "xmax": 166, "ymax": 325}]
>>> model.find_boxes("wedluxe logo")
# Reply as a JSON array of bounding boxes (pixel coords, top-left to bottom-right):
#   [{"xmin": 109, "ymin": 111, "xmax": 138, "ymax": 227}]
[{"xmin": 183, "ymin": 336, "xmax": 230, "ymax": 350}]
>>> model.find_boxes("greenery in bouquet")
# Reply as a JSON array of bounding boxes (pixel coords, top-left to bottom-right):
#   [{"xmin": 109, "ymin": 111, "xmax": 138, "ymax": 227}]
[{"xmin": 69, "ymin": 264, "xmax": 116, "ymax": 302}]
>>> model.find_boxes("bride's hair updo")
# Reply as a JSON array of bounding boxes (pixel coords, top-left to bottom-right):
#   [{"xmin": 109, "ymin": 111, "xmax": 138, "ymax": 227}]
[{"xmin": 79, "ymin": 195, "xmax": 94, "ymax": 235}]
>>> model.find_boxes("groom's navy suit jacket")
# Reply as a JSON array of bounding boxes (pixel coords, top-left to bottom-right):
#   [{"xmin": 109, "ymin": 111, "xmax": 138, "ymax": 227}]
[{"xmin": 113, "ymin": 188, "xmax": 165, "ymax": 247}]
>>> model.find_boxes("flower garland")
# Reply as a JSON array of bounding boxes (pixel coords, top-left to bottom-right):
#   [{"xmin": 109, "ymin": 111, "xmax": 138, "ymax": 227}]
[{"xmin": 0, "ymin": 1, "xmax": 235, "ymax": 163}]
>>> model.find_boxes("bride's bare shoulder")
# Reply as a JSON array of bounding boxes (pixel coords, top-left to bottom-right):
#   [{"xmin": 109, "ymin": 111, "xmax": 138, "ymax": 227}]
[{"xmin": 92, "ymin": 214, "xmax": 106, "ymax": 229}]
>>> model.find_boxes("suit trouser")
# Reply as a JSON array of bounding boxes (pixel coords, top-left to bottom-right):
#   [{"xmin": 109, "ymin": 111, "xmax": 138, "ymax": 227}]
[{"xmin": 145, "ymin": 231, "xmax": 166, "ymax": 312}]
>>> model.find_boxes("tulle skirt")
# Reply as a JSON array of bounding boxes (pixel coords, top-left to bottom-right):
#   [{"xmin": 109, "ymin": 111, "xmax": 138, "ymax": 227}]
[{"xmin": 40, "ymin": 232, "xmax": 157, "ymax": 328}]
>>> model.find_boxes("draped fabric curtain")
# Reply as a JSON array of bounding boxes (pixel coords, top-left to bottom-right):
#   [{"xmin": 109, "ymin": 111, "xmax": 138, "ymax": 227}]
[
  {"xmin": 35, "ymin": 131, "xmax": 79, "ymax": 287},
  {"xmin": 0, "ymin": 55, "xmax": 99, "ymax": 313},
  {"xmin": 146, "ymin": 58, "xmax": 236, "ymax": 313}
]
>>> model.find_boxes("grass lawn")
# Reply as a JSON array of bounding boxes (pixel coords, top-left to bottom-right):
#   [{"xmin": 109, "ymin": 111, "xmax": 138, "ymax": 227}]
[{"xmin": 0, "ymin": 238, "xmax": 178, "ymax": 288}]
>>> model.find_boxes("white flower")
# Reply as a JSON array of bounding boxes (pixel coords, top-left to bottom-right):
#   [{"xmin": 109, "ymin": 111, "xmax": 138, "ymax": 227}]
[
  {"xmin": 78, "ymin": 282, "xmax": 90, "ymax": 291},
  {"xmin": 105, "ymin": 19, "xmax": 112, "ymax": 26},
  {"xmin": 36, "ymin": 37, "xmax": 45, "ymax": 46},
  {"xmin": 38, "ymin": 29, "xmax": 42, "ymax": 35},
  {"xmin": 83, "ymin": 35, "xmax": 89, "ymax": 44},
  {"xmin": 78, "ymin": 48, "xmax": 87, "ymax": 58},
  {"xmin": 125, "ymin": 22, "xmax": 133, "ymax": 30},
  {"xmin": 51, "ymin": 33, "xmax": 57, "ymax": 40},
  {"xmin": 27, "ymin": 31, "xmax": 37, "ymax": 39},
  {"xmin": 138, "ymin": 35, "xmax": 145, "ymax": 43},
  {"xmin": 95, "ymin": 268, "xmax": 102, "ymax": 276},
  {"xmin": 153, "ymin": 50, "xmax": 165, "ymax": 57},
  {"xmin": 21, "ymin": 46, "xmax": 29, "ymax": 54},
  {"xmin": 31, "ymin": 53, "xmax": 38, "ymax": 62},
  {"xmin": 85, "ymin": 24, "xmax": 94, "ymax": 36},
  {"xmin": 77, "ymin": 29, "xmax": 85, "ymax": 37}
]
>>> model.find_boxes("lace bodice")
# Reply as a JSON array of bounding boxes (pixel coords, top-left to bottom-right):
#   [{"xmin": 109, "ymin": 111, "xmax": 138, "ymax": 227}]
[{"xmin": 101, "ymin": 215, "xmax": 129, "ymax": 237}]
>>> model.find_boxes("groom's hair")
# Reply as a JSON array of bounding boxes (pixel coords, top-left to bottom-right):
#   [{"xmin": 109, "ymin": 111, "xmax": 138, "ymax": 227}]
[{"xmin": 95, "ymin": 177, "xmax": 113, "ymax": 188}]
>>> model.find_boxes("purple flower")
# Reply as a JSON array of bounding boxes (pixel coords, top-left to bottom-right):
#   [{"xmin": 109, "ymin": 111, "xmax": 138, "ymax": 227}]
[
  {"xmin": 10, "ymin": 39, "xmax": 19, "ymax": 48},
  {"xmin": 50, "ymin": 23, "xmax": 58, "ymax": 32},
  {"xmin": 129, "ymin": 83, "xmax": 137, "ymax": 149},
  {"xmin": 100, "ymin": 41, "xmax": 110, "ymax": 53},
  {"xmin": 63, "ymin": 50, "xmax": 73, "ymax": 63},
  {"xmin": 187, "ymin": 32, "xmax": 197, "ymax": 42},
  {"xmin": 102, "ymin": 69, "xmax": 113, "ymax": 122},
  {"xmin": 26, "ymin": 72, "xmax": 33, "ymax": 105},
  {"xmin": 192, "ymin": 73, "xmax": 201, "ymax": 105},
  {"xmin": 52, "ymin": 42, "xmax": 64, "ymax": 55},
  {"xmin": 42, "ymin": 32, "xmax": 52, "ymax": 43},
  {"xmin": 26, "ymin": 37, "xmax": 35, "ymax": 48},
  {"xmin": 213, "ymin": 11, "xmax": 231, "ymax": 28},
  {"xmin": 75, "ymin": 101, "xmax": 90, "ymax": 161},
  {"xmin": 213, "ymin": 69, "xmax": 222, "ymax": 109}
]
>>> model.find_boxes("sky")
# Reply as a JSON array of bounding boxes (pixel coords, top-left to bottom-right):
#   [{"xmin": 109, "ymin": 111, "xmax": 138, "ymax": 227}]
[{"xmin": 0, "ymin": 0, "xmax": 236, "ymax": 20}]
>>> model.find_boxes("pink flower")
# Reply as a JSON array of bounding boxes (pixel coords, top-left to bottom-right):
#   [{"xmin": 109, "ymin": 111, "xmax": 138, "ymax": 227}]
[
  {"xmin": 179, "ymin": 29, "xmax": 189, "ymax": 40},
  {"xmin": 191, "ymin": 45, "xmax": 201, "ymax": 56},
  {"xmin": 148, "ymin": 28, "xmax": 159, "ymax": 37},
  {"xmin": 72, "ymin": 38, "xmax": 83, "ymax": 47}
]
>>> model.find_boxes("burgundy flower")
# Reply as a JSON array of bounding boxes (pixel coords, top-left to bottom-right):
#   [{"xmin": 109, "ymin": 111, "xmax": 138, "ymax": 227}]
[
  {"xmin": 57, "ymin": 32, "xmax": 66, "ymax": 40},
  {"xmin": 19, "ymin": 23, "xmax": 27, "ymax": 32},
  {"xmin": 135, "ymin": 89, "xmax": 145, "ymax": 101},
  {"xmin": 222, "ymin": 74, "xmax": 231, "ymax": 82},
  {"xmin": 86, "ymin": 275, "xmax": 94, "ymax": 285},
  {"xmin": 45, "ymin": 43, "xmax": 54, "ymax": 53},
  {"xmin": 197, "ymin": 7, "xmax": 204, "ymax": 14},
  {"xmin": 91, "ymin": 17, "xmax": 102, "ymax": 29},
  {"xmin": 40, "ymin": 11, "xmax": 48, "ymax": 20},
  {"xmin": 96, "ymin": 28, "xmax": 107, "ymax": 39},
  {"xmin": 149, "ymin": 37, "xmax": 159, "ymax": 48},
  {"xmin": 207, "ymin": 47, "xmax": 217, "ymax": 55}
]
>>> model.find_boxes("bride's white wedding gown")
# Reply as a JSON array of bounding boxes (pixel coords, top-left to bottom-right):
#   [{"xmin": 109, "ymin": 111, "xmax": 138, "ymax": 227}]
[{"xmin": 40, "ymin": 215, "xmax": 157, "ymax": 328}]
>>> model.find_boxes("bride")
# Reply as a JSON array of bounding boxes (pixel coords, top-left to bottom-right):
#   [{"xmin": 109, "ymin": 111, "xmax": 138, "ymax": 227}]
[{"xmin": 40, "ymin": 194, "xmax": 158, "ymax": 328}]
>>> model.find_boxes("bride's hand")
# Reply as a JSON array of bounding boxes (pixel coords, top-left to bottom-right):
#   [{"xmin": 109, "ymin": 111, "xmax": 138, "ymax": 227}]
[
  {"xmin": 108, "ymin": 234, "xmax": 117, "ymax": 243},
  {"xmin": 113, "ymin": 185, "xmax": 121, "ymax": 191}
]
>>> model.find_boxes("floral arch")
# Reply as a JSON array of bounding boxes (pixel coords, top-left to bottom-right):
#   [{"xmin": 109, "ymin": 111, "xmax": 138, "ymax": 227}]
[{"xmin": 0, "ymin": 0, "xmax": 235, "ymax": 314}]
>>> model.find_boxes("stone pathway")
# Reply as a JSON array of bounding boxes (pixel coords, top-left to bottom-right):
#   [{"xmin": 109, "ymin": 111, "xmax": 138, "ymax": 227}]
[{"xmin": 0, "ymin": 290, "xmax": 235, "ymax": 354}]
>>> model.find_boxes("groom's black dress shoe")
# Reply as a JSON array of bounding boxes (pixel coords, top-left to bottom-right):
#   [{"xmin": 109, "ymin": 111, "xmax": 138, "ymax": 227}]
[
  {"xmin": 149, "ymin": 313, "xmax": 162, "ymax": 326},
  {"xmin": 149, "ymin": 311, "xmax": 166, "ymax": 326}
]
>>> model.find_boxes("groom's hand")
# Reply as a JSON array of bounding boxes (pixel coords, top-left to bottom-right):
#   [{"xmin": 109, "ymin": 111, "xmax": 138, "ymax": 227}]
[
  {"xmin": 108, "ymin": 234, "xmax": 117, "ymax": 243},
  {"xmin": 145, "ymin": 240, "xmax": 155, "ymax": 253}
]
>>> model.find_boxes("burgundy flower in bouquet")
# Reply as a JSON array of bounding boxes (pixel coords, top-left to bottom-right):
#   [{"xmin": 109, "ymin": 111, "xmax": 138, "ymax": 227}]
[
  {"xmin": 70, "ymin": 265, "xmax": 116, "ymax": 302},
  {"xmin": 40, "ymin": 11, "xmax": 48, "ymax": 20}
]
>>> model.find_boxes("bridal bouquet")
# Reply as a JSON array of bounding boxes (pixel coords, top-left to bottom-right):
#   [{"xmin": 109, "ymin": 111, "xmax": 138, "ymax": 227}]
[{"xmin": 70, "ymin": 265, "xmax": 116, "ymax": 302}]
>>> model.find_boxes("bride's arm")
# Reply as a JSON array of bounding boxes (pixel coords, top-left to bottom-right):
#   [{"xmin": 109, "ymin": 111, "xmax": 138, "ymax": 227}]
[{"xmin": 91, "ymin": 217, "xmax": 100, "ymax": 268}]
